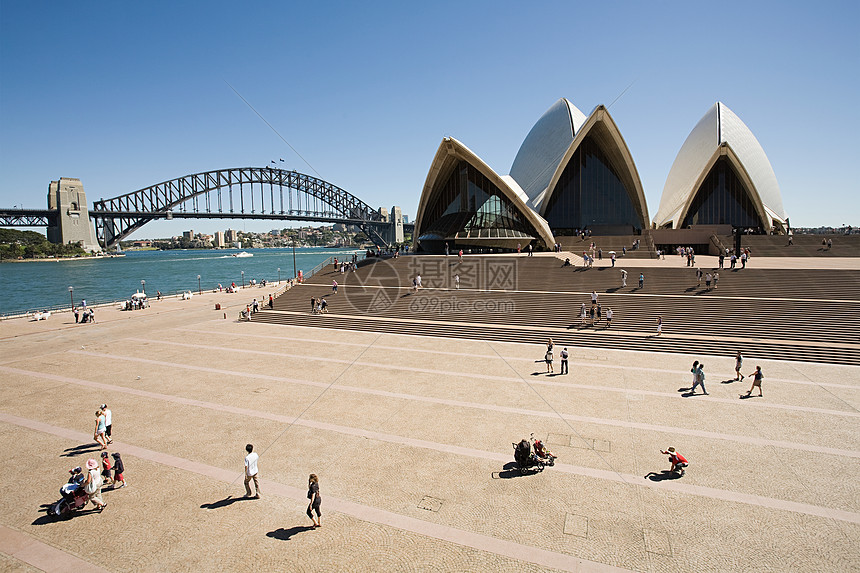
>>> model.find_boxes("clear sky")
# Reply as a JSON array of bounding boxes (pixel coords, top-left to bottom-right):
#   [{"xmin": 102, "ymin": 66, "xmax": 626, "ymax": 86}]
[{"xmin": 1, "ymin": 1, "xmax": 858, "ymax": 238}]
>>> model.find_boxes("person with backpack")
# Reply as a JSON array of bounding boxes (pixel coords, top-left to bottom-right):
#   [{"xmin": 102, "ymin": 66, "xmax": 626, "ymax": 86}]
[
  {"xmin": 743, "ymin": 366, "xmax": 764, "ymax": 397},
  {"xmin": 544, "ymin": 339, "xmax": 554, "ymax": 374},
  {"xmin": 84, "ymin": 458, "xmax": 106, "ymax": 511},
  {"xmin": 560, "ymin": 347, "xmax": 569, "ymax": 375}
]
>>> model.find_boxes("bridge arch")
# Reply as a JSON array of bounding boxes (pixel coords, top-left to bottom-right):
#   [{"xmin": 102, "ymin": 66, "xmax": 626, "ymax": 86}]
[{"xmin": 92, "ymin": 167, "xmax": 385, "ymax": 248}]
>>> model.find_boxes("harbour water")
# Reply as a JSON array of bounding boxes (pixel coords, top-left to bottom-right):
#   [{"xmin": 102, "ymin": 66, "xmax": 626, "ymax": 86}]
[{"xmin": 0, "ymin": 247, "xmax": 362, "ymax": 316}]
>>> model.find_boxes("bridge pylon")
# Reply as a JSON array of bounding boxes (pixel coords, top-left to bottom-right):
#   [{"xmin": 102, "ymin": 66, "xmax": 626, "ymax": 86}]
[{"xmin": 46, "ymin": 178, "xmax": 101, "ymax": 252}]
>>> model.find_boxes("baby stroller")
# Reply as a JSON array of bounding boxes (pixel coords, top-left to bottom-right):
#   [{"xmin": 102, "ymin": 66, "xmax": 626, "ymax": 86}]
[
  {"xmin": 512, "ymin": 438, "xmax": 544, "ymax": 474},
  {"xmin": 47, "ymin": 467, "xmax": 89, "ymax": 519}
]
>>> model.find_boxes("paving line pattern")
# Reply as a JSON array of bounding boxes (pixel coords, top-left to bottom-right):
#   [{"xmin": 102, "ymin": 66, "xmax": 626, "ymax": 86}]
[
  {"xmin": 176, "ymin": 326, "xmax": 860, "ymax": 390},
  {"xmin": 2, "ymin": 365, "xmax": 858, "ymax": 524},
  {"xmin": 115, "ymin": 338, "xmax": 860, "ymax": 419},
  {"xmin": 40, "ymin": 355, "xmax": 860, "ymax": 460},
  {"xmin": 0, "ymin": 412, "xmax": 630, "ymax": 573},
  {"xmin": 0, "ymin": 524, "xmax": 112, "ymax": 573}
]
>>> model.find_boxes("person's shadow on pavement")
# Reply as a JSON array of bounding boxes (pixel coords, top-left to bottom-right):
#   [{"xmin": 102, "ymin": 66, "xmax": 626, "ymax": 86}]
[
  {"xmin": 200, "ymin": 496, "xmax": 255, "ymax": 509},
  {"xmin": 267, "ymin": 526, "xmax": 315, "ymax": 540},
  {"xmin": 644, "ymin": 470, "xmax": 682, "ymax": 481}
]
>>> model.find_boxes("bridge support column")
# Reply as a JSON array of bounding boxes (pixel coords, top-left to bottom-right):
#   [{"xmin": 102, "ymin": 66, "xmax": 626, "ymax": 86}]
[
  {"xmin": 389, "ymin": 206, "xmax": 404, "ymax": 244},
  {"xmin": 46, "ymin": 178, "xmax": 101, "ymax": 252}
]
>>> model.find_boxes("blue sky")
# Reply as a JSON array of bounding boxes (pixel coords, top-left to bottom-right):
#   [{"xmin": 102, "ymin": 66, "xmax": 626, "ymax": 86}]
[{"xmin": 1, "ymin": 1, "xmax": 858, "ymax": 238}]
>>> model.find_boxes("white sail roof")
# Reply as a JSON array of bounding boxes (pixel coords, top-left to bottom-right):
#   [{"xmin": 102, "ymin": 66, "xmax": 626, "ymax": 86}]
[
  {"xmin": 655, "ymin": 102, "xmax": 786, "ymax": 228},
  {"xmin": 509, "ymin": 98, "xmax": 588, "ymax": 208}
]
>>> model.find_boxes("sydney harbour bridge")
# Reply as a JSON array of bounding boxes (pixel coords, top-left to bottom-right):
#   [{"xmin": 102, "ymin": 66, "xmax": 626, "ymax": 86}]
[{"xmin": 0, "ymin": 167, "xmax": 412, "ymax": 250}]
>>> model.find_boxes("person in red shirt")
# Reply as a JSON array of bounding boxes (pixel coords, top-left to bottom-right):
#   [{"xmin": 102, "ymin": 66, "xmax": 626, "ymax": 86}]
[{"xmin": 660, "ymin": 447, "xmax": 688, "ymax": 475}]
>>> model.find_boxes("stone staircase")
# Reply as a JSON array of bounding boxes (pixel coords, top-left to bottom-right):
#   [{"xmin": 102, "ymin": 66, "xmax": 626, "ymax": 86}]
[
  {"xmin": 730, "ymin": 234, "xmax": 860, "ymax": 257},
  {"xmin": 254, "ymin": 256, "xmax": 860, "ymax": 365},
  {"xmin": 555, "ymin": 235, "xmax": 656, "ymax": 259}
]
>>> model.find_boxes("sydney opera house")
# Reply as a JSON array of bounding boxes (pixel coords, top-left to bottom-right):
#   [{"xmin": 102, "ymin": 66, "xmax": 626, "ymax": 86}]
[{"xmin": 414, "ymin": 99, "xmax": 787, "ymax": 253}]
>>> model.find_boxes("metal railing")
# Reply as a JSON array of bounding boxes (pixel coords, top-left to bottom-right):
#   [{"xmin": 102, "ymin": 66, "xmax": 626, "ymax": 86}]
[{"xmin": 302, "ymin": 252, "xmax": 366, "ymax": 282}]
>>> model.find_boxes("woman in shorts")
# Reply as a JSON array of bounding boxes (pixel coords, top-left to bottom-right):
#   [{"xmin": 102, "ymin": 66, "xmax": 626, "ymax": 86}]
[
  {"xmin": 743, "ymin": 366, "xmax": 764, "ymax": 397},
  {"xmin": 93, "ymin": 409, "xmax": 107, "ymax": 450}
]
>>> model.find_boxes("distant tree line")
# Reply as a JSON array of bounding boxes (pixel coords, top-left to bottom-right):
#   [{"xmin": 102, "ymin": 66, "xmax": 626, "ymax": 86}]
[{"xmin": 0, "ymin": 229, "xmax": 87, "ymax": 260}]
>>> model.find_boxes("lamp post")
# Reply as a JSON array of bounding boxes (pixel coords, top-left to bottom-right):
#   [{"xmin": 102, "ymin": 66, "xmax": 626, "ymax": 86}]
[
  {"xmin": 241, "ymin": 271, "xmax": 245, "ymax": 289},
  {"xmin": 68, "ymin": 286, "xmax": 74, "ymax": 309},
  {"xmin": 197, "ymin": 274, "xmax": 201, "ymax": 294},
  {"xmin": 277, "ymin": 267, "xmax": 281, "ymax": 284},
  {"xmin": 141, "ymin": 279, "xmax": 146, "ymax": 294}
]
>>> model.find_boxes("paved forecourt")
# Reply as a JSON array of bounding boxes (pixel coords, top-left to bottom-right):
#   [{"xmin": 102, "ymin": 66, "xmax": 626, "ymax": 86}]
[{"xmin": 0, "ymin": 291, "xmax": 858, "ymax": 572}]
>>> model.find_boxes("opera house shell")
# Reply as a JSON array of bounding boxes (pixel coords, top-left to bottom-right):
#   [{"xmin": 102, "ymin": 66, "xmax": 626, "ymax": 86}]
[
  {"xmin": 414, "ymin": 98, "xmax": 649, "ymax": 253},
  {"xmin": 654, "ymin": 102, "xmax": 788, "ymax": 233}
]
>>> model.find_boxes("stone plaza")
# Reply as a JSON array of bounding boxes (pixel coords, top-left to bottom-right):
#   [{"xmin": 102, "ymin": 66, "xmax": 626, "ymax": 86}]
[{"xmin": 0, "ymin": 255, "xmax": 858, "ymax": 572}]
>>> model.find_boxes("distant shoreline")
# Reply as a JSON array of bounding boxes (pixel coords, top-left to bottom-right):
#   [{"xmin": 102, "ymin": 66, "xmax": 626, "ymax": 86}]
[{"xmin": 0, "ymin": 254, "xmax": 126, "ymax": 263}]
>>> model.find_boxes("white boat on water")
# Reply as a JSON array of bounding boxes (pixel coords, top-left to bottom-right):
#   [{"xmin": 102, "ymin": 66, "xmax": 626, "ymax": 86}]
[{"xmin": 232, "ymin": 251, "xmax": 253, "ymax": 258}]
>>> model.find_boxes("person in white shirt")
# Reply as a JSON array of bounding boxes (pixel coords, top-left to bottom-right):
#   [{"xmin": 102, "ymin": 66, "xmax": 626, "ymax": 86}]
[
  {"xmin": 100, "ymin": 404, "xmax": 113, "ymax": 444},
  {"xmin": 244, "ymin": 444, "xmax": 260, "ymax": 498}
]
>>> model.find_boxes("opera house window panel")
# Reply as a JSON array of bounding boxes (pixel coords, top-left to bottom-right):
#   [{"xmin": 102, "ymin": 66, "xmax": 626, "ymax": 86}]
[
  {"xmin": 418, "ymin": 161, "xmax": 539, "ymax": 252},
  {"xmin": 681, "ymin": 157, "xmax": 763, "ymax": 230},
  {"xmin": 543, "ymin": 135, "xmax": 640, "ymax": 234}
]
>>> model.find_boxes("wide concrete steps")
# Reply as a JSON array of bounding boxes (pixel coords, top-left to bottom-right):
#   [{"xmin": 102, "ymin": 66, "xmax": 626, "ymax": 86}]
[
  {"xmin": 266, "ymin": 256, "xmax": 860, "ymax": 365},
  {"xmin": 556, "ymin": 235, "xmax": 655, "ymax": 259},
  {"xmin": 252, "ymin": 311, "xmax": 860, "ymax": 366},
  {"xmin": 734, "ymin": 234, "xmax": 860, "ymax": 257},
  {"xmin": 309, "ymin": 257, "xmax": 860, "ymax": 301}
]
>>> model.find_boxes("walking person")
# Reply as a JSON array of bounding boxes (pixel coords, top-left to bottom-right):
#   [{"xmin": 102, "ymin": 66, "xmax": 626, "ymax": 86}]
[
  {"xmin": 111, "ymin": 452, "xmax": 126, "ymax": 488},
  {"xmin": 734, "ymin": 352, "xmax": 744, "ymax": 381},
  {"xmin": 100, "ymin": 451, "xmax": 114, "ymax": 487},
  {"xmin": 691, "ymin": 363, "xmax": 708, "ymax": 395},
  {"xmin": 689, "ymin": 360, "xmax": 699, "ymax": 390},
  {"xmin": 714, "ymin": 272, "xmax": 719, "ymax": 289},
  {"xmin": 544, "ymin": 338, "xmax": 554, "ymax": 373},
  {"xmin": 84, "ymin": 458, "xmax": 106, "ymax": 511},
  {"xmin": 100, "ymin": 404, "xmax": 113, "ymax": 444},
  {"xmin": 332, "ymin": 280, "xmax": 338, "ymax": 294},
  {"xmin": 268, "ymin": 294, "xmax": 274, "ymax": 309},
  {"xmin": 596, "ymin": 304, "xmax": 602, "ymax": 324},
  {"xmin": 743, "ymin": 366, "xmax": 764, "ymax": 397},
  {"xmin": 458, "ymin": 249, "xmax": 463, "ymax": 262},
  {"xmin": 606, "ymin": 307, "xmax": 613, "ymax": 328},
  {"xmin": 591, "ymin": 291, "xmax": 598, "ymax": 305},
  {"xmin": 638, "ymin": 273, "xmax": 645, "ymax": 289},
  {"xmin": 560, "ymin": 347, "xmax": 569, "ymax": 375},
  {"xmin": 454, "ymin": 274, "xmax": 460, "ymax": 290},
  {"xmin": 93, "ymin": 409, "xmax": 107, "ymax": 450},
  {"xmin": 307, "ymin": 474, "xmax": 322, "ymax": 528},
  {"xmin": 74, "ymin": 307, "xmax": 80, "ymax": 323},
  {"xmin": 580, "ymin": 303, "xmax": 587, "ymax": 326},
  {"xmin": 655, "ymin": 316, "xmax": 662, "ymax": 336},
  {"xmin": 705, "ymin": 272, "xmax": 712, "ymax": 290},
  {"xmin": 244, "ymin": 444, "xmax": 260, "ymax": 499},
  {"xmin": 621, "ymin": 269, "xmax": 627, "ymax": 288}
]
